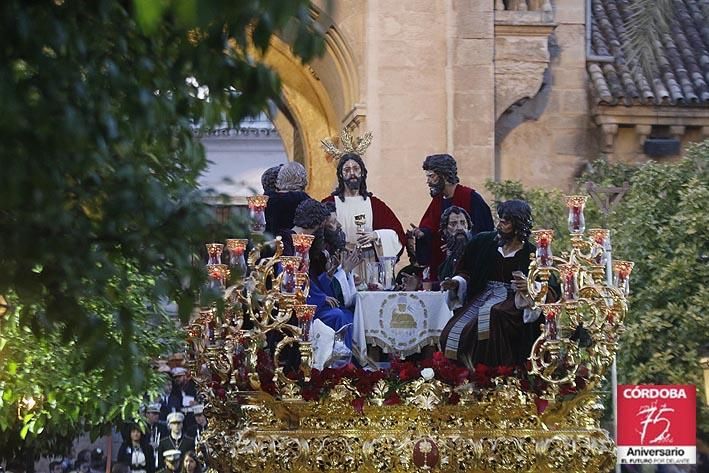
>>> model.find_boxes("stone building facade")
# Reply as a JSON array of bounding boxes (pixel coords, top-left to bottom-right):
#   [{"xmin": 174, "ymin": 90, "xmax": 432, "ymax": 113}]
[{"xmin": 255, "ymin": 0, "xmax": 709, "ymax": 227}]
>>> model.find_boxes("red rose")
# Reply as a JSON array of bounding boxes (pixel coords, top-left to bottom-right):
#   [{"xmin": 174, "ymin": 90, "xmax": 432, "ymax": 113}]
[
  {"xmin": 351, "ymin": 397, "xmax": 365, "ymax": 414},
  {"xmin": 472, "ymin": 372, "xmax": 490, "ymax": 388},
  {"xmin": 534, "ymin": 398, "xmax": 548, "ymax": 414},
  {"xmin": 455, "ymin": 367, "xmax": 470, "ymax": 385},
  {"xmin": 496, "ymin": 365, "xmax": 514, "ymax": 377},
  {"xmin": 383, "ymin": 392, "xmax": 401, "ymax": 405},
  {"xmin": 302, "ymin": 386, "xmax": 320, "ymax": 401},
  {"xmin": 342, "ymin": 363, "xmax": 357, "ymax": 377},
  {"xmin": 575, "ymin": 376, "xmax": 587, "ymax": 391},
  {"xmin": 433, "ymin": 351, "xmax": 447, "ymax": 363},
  {"xmin": 398, "ymin": 364, "xmax": 421, "ymax": 382},
  {"xmin": 473, "ymin": 363, "xmax": 490, "ymax": 377}
]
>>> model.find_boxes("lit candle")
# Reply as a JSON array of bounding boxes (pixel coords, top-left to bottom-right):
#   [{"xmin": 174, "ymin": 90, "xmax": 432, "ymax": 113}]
[{"xmin": 206, "ymin": 263, "xmax": 229, "ymax": 289}]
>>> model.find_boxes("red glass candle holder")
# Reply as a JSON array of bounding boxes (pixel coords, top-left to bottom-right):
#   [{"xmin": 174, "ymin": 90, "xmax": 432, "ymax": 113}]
[
  {"xmin": 540, "ymin": 303, "xmax": 562, "ymax": 341},
  {"xmin": 206, "ymin": 263, "xmax": 229, "ymax": 289},
  {"xmin": 588, "ymin": 228, "xmax": 610, "ymax": 265},
  {"xmin": 532, "ymin": 229, "xmax": 554, "ymax": 267},
  {"xmin": 613, "ymin": 260, "xmax": 634, "ymax": 296},
  {"xmin": 565, "ymin": 195, "xmax": 588, "ymax": 234},
  {"xmin": 292, "ymin": 233, "xmax": 315, "ymax": 273},
  {"xmin": 225, "ymin": 238, "xmax": 248, "ymax": 275},
  {"xmin": 295, "ymin": 304, "xmax": 317, "ymax": 341},
  {"xmin": 247, "ymin": 195, "xmax": 269, "ymax": 234},
  {"xmin": 206, "ymin": 243, "xmax": 224, "ymax": 265},
  {"xmin": 558, "ymin": 263, "xmax": 580, "ymax": 301},
  {"xmin": 279, "ymin": 256, "xmax": 302, "ymax": 295}
]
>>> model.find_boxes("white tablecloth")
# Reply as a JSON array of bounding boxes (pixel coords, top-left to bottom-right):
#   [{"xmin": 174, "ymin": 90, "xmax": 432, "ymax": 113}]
[{"xmin": 352, "ymin": 291, "xmax": 453, "ymax": 365}]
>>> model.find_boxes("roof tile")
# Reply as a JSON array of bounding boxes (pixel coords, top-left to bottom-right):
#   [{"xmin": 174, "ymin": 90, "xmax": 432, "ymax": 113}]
[{"xmin": 587, "ymin": 0, "xmax": 709, "ymax": 106}]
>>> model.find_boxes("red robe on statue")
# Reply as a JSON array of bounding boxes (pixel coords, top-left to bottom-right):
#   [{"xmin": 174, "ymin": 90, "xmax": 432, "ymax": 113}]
[
  {"xmin": 417, "ymin": 184, "xmax": 494, "ymax": 282},
  {"xmin": 323, "ymin": 194, "xmax": 406, "ymax": 257}
]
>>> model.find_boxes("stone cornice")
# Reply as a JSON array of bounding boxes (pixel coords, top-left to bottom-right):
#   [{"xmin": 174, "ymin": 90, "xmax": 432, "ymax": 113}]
[
  {"xmin": 494, "ymin": 9, "xmax": 556, "ymax": 37},
  {"xmin": 494, "ymin": 22, "xmax": 557, "ymax": 37},
  {"xmin": 592, "ymin": 105, "xmax": 709, "ymax": 127}
]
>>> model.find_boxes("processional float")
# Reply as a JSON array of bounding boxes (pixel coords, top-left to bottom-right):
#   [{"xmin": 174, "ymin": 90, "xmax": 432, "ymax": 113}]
[{"xmin": 186, "ymin": 137, "xmax": 633, "ymax": 473}]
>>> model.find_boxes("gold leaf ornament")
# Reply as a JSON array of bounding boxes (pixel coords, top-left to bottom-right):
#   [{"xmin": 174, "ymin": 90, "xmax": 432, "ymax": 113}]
[{"xmin": 320, "ymin": 128, "xmax": 373, "ymax": 159}]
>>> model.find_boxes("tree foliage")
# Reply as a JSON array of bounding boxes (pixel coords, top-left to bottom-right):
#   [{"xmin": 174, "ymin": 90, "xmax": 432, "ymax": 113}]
[
  {"xmin": 0, "ymin": 270, "xmax": 181, "ymax": 459},
  {"xmin": 487, "ymin": 140, "xmax": 709, "ymax": 437},
  {"xmin": 0, "ymin": 0, "xmax": 324, "ymax": 458},
  {"xmin": 609, "ymin": 141, "xmax": 709, "ymax": 436}
]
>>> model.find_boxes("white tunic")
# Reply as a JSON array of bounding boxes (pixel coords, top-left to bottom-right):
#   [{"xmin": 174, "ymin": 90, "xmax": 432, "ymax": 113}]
[{"xmin": 334, "ymin": 195, "xmax": 402, "ymax": 258}]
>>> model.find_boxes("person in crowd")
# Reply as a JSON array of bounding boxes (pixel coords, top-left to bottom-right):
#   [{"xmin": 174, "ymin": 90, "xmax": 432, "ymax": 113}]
[
  {"xmin": 260, "ymin": 164, "xmax": 282, "ymax": 194},
  {"xmin": 71, "ymin": 462, "xmax": 89, "ymax": 473},
  {"xmin": 322, "ymin": 153, "xmax": 405, "ymax": 280},
  {"xmin": 264, "ymin": 162, "xmax": 310, "ymax": 236},
  {"xmin": 181, "ymin": 452, "xmax": 202, "ymax": 473},
  {"xmin": 74, "ymin": 449, "xmax": 102, "ymax": 473},
  {"xmin": 437, "ymin": 206, "xmax": 473, "ymax": 281},
  {"xmin": 117, "ymin": 422, "xmax": 154, "ymax": 473},
  {"xmin": 110, "ymin": 463, "xmax": 129, "ymax": 473},
  {"xmin": 49, "ymin": 461, "xmax": 64, "ymax": 473},
  {"xmin": 439, "ymin": 200, "xmax": 540, "ymax": 368},
  {"xmin": 165, "ymin": 367, "xmax": 197, "ymax": 418},
  {"xmin": 144, "ymin": 403, "xmax": 167, "ymax": 470},
  {"xmin": 185, "ymin": 405, "xmax": 207, "ymax": 443},
  {"xmin": 155, "ymin": 451, "xmax": 181, "ymax": 473},
  {"xmin": 410, "ymin": 154, "xmax": 494, "ymax": 283},
  {"xmin": 157, "ymin": 413, "xmax": 194, "ymax": 470}
]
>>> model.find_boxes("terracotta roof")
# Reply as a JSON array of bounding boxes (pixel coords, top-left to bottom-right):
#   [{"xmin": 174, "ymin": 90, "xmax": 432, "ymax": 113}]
[{"xmin": 587, "ymin": 0, "xmax": 709, "ymax": 106}]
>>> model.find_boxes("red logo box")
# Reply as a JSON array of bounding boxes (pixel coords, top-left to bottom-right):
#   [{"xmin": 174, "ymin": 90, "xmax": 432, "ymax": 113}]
[{"xmin": 617, "ymin": 384, "xmax": 696, "ymax": 464}]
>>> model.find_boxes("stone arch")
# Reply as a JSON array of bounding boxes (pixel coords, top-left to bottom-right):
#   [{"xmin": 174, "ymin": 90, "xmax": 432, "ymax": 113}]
[{"xmin": 261, "ymin": 9, "xmax": 361, "ymax": 199}]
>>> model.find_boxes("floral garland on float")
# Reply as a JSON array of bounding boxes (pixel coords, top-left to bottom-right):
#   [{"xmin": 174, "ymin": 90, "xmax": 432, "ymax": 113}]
[{"xmin": 187, "ymin": 166, "xmax": 631, "ymax": 471}]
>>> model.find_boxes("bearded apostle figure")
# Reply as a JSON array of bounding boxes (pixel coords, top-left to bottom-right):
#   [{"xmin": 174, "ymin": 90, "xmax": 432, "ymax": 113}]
[
  {"xmin": 439, "ymin": 200, "xmax": 542, "ymax": 369},
  {"xmin": 437, "ymin": 206, "xmax": 474, "ymax": 281},
  {"xmin": 411, "ymin": 154, "xmax": 494, "ymax": 284},
  {"xmin": 322, "ymin": 153, "xmax": 406, "ymax": 285}
]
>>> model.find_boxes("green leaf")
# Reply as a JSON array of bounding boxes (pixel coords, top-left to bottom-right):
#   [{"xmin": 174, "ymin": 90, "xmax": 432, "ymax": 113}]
[{"xmin": 133, "ymin": 0, "xmax": 168, "ymax": 32}]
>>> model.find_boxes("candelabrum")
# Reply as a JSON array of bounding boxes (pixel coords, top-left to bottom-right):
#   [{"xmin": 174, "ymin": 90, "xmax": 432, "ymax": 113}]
[
  {"xmin": 527, "ymin": 195, "xmax": 632, "ymax": 398},
  {"xmin": 187, "ymin": 235, "xmax": 315, "ymax": 409}
]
